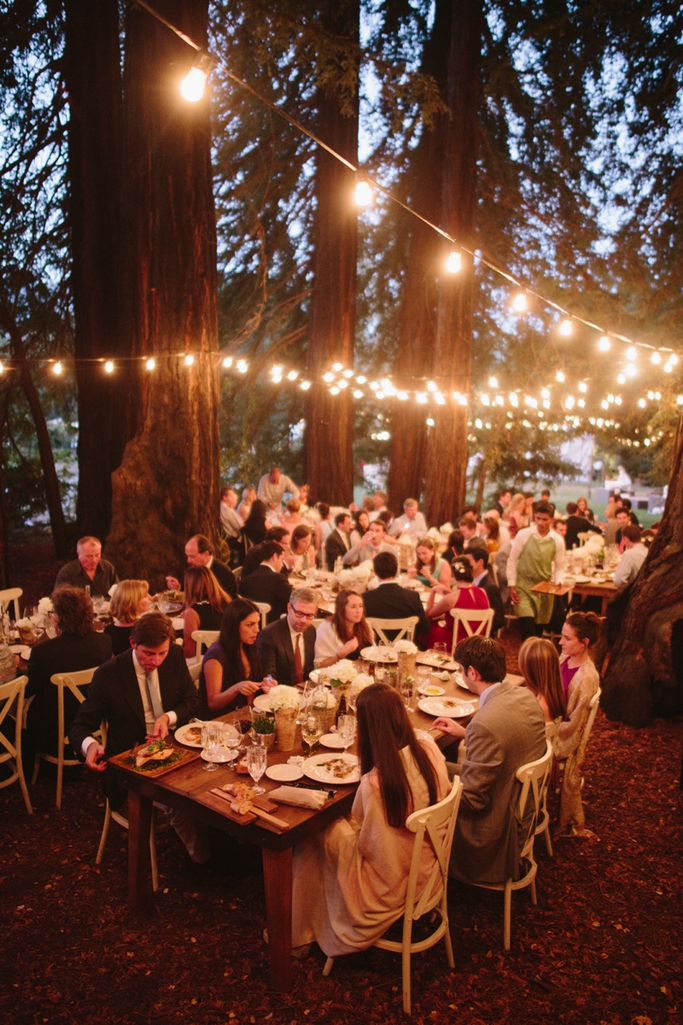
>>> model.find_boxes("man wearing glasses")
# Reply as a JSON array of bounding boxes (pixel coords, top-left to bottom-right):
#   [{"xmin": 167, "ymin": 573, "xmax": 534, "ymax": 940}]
[{"xmin": 257, "ymin": 587, "xmax": 318, "ymax": 688}]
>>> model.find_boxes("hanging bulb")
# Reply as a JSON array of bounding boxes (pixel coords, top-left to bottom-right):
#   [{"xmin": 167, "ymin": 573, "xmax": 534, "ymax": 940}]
[
  {"xmin": 184, "ymin": 354, "xmax": 194, "ymax": 366},
  {"xmin": 626, "ymin": 346, "xmax": 637, "ymax": 361},
  {"xmin": 512, "ymin": 291, "xmax": 527, "ymax": 313},
  {"xmin": 332, "ymin": 362, "xmax": 343, "ymax": 372},
  {"xmin": 598, "ymin": 336, "xmax": 610, "ymax": 351},
  {"xmin": 488, "ymin": 376, "xmax": 498, "ymax": 389},
  {"xmin": 446, "ymin": 250, "xmax": 462, "ymax": 274},
  {"xmin": 559, "ymin": 318, "xmax": 572, "ymax": 337},
  {"xmin": 287, "ymin": 370, "xmax": 298, "ymax": 381},
  {"xmin": 104, "ymin": 360, "xmax": 114, "ymax": 373},
  {"xmin": 323, "ymin": 372, "xmax": 335, "ymax": 383},
  {"xmin": 300, "ymin": 380, "xmax": 311, "ymax": 390},
  {"xmin": 669, "ymin": 353, "xmax": 678, "ymax": 366},
  {"xmin": 578, "ymin": 382, "xmax": 587, "ymax": 393},
  {"xmin": 222, "ymin": 357, "xmax": 233, "ymax": 368},
  {"xmin": 651, "ymin": 352, "xmax": 661, "ymax": 365},
  {"xmin": 556, "ymin": 370, "xmax": 565, "ymax": 383},
  {"xmin": 53, "ymin": 361, "xmax": 63, "ymax": 375},
  {"xmin": 354, "ymin": 178, "xmax": 372, "ymax": 206},
  {"xmin": 180, "ymin": 51, "xmax": 215, "ymax": 102},
  {"xmin": 146, "ymin": 358, "xmax": 155, "ymax": 370},
  {"xmin": 626, "ymin": 363, "xmax": 637, "ymax": 377},
  {"xmin": 237, "ymin": 360, "xmax": 248, "ymax": 373}
]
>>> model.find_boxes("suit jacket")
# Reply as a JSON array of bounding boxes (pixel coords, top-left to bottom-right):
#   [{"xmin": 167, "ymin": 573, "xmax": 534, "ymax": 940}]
[
  {"xmin": 241, "ymin": 543, "xmax": 289, "ymax": 581},
  {"xmin": 325, "ymin": 529, "xmax": 351, "ymax": 570},
  {"xmin": 208, "ymin": 558, "xmax": 237, "ymax": 599},
  {"xmin": 564, "ymin": 515, "xmax": 602, "ymax": 550},
  {"xmin": 69, "ymin": 644, "xmax": 197, "ymax": 809},
  {"xmin": 451, "ymin": 681, "xmax": 546, "ymax": 885},
  {"xmin": 362, "ymin": 582, "xmax": 430, "ymax": 640},
  {"xmin": 257, "ymin": 618, "xmax": 315, "ymax": 687},
  {"xmin": 238, "ymin": 565, "xmax": 292, "ymax": 624},
  {"xmin": 477, "ymin": 572, "xmax": 506, "ymax": 634}
]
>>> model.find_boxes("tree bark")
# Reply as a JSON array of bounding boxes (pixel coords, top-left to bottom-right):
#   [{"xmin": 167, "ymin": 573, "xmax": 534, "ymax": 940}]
[
  {"xmin": 304, "ymin": 0, "xmax": 359, "ymax": 506},
  {"xmin": 602, "ymin": 411, "xmax": 683, "ymax": 726},
  {"xmin": 106, "ymin": 0, "xmax": 220, "ymax": 589},
  {"xmin": 423, "ymin": 0, "xmax": 484, "ymax": 527},
  {"xmin": 64, "ymin": 0, "xmax": 130, "ymax": 541}
]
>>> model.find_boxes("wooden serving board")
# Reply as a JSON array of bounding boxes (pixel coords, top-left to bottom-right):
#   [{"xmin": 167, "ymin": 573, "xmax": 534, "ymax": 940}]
[
  {"xmin": 108, "ymin": 743, "xmax": 201, "ymax": 779},
  {"xmin": 206, "ymin": 788, "xmax": 290, "ymax": 830}
]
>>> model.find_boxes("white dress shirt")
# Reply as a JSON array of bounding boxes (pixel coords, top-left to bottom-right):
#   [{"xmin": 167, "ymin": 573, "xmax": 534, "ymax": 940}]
[
  {"xmin": 258, "ymin": 473, "xmax": 300, "ymax": 507},
  {"xmin": 389, "ymin": 512, "xmax": 427, "ymax": 538},
  {"xmin": 507, "ymin": 526, "xmax": 565, "ymax": 588},
  {"xmin": 220, "ymin": 502, "xmax": 244, "ymax": 539},
  {"xmin": 613, "ymin": 543, "xmax": 648, "ymax": 587}
]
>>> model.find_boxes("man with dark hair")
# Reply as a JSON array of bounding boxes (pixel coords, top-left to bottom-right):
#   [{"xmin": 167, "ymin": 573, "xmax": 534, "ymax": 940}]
[
  {"xmin": 342, "ymin": 519, "xmax": 394, "ymax": 566},
  {"xmin": 238, "ymin": 541, "xmax": 292, "ymax": 623},
  {"xmin": 615, "ymin": 495, "xmax": 639, "ymax": 526},
  {"xmin": 613, "ymin": 525, "xmax": 648, "ymax": 587},
  {"xmin": 492, "ymin": 490, "xmax": 511, "ymax": 516},
  {"xmin": 166, "ymin": 534, "xmax": 237, "ymax": 598},
  {"xmin": 325, "ymin": 512, "xmax": 353, "ymax": 570},
  {"xmin": 507, "ymin": 501, "xmax": 565, "ymax": 639},
  {"xmin": 241, "ymin": 527, "xmax": 291, "ymax": 579},
  {"xmin": 69, "ymin": 613, "xmax": 207, "ymax": 861},
  {"xmin": 458, "ymin": 515, "xmax": 487, "ymax": 553},
  {"xmin": 258, "ymin": 587, "xmax": 317, "ymax": 687},
  {"xmin": 614, "ymin": 508, "xmax": 632, "ymax": 550},
  {"xmin": 433, "ymin": 636, "xmax": 546, "ymax": 884},
  {"xmin": 564, "ymin": 502, "xmax": 603, "ymax": 550},
  {"xmin": 361, "ymin": 552, "xmax": 430, "ymax": 641},
  {"xmin": 55, "ymin": 536, "xmax": 118, "ymax": 593},
  {"xmin": 464, "ymin": 549, "xmax": 505, "ymax": 634}
]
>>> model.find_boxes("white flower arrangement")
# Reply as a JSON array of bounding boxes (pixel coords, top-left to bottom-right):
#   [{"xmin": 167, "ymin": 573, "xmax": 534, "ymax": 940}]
[
  {"xmin": 38, "ymin": 597, "xmax": 53, "ymax": 615},
  {"xmin": 16, "ymin": 617, "xmax": 33, "ymax": 629},
  {"xmin": 327, "ymin": 659, "xmax": 359, "ymax": 687},
  {"xmin": 348, "ymin": 673, "xmax": 374, "ymax": 701},
  {"xmin": 393, "ymin": 640, "xmax": 417, "ymax": 655},
  {"xmin": 337, "ymin": 559, "xmax": 375, "ymax": 593},
  {"xmin": 268, "ymin": 685, "xmax": 301, "ymax": 711}
]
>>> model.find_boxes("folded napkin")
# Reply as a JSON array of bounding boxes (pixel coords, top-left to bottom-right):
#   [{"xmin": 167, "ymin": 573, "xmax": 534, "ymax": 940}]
[{"xmin": 269, "ymin": 786, "xmax": 327, "ymax": 810}]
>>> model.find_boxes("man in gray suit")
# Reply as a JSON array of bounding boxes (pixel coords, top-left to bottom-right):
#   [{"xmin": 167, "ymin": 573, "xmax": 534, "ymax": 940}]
[{"xmin": 434, "ymin": 636, "xmax": 546, "ymax": 885}]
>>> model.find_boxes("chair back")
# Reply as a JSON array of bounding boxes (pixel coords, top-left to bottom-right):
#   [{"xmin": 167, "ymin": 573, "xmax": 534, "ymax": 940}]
[
  {"xmin": 254, "ymin": 602, "xmax": 271, "ymax": 629},
  {"xmin": 232, "ymin": 565, "xmax": 243, "ymax": 583},
  {"xmin": 0, "ymin": 586, "xmax": 23, "ymax": 622},
  {"xmin": 367, "ymin": 616, "xmax": 418, "ymax": 646},
  {"xmin": 448, "ymin": 607, "xmax": 494, "ymax": 656},
  {"xmin": 404, "ymin": 777, "xmax": 463, "ymax": 923},
  {"xmin": 0, "ymin": 675, "xmax": 32, "ymax": 812},
  {"xmin": 191, "ymin": 629, "xmax": 219, "ymax": 664},
  {"xmin": 188, "ymin": 661, "xmax": 202, "ymax": 686},
  {"xmin": 515, "ymin": 738, "xmax": 554, "ymax": 863},
  {"xmin": 572, "ymin": 685, "xmax": 601, "ymax": 772},
  {"xmin": 51, "ymin": 668, "xmax": 97, "ymax": 741}
]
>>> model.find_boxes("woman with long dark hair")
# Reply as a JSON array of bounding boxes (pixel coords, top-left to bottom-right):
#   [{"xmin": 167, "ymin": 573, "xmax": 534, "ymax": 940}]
[
  {"xmin": 314, "ymin": 589, "xmax": 374, "ymax": 667},
  {"xmin": 518, "ymin": 637, "xmax": 567, "ymax": 722},
  {"xmin": 291, "ymin": 683, "xmax": 450, "ymax": 957},
  {"xmin": 242, "ymin": 498, "xmax": 269, "ymax": 547},
  {"xmin": 181, "ymin": 565, "xmax": 231, "ymax": 658},
  {"xmin": 197, "ymin": 599, "xmax": 264, "ymax": 719}
]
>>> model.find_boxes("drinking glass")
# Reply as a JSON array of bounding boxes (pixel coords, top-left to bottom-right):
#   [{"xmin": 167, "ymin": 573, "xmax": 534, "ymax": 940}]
[
  {"xmin": 158, "ymin": 597, "xmax": 171, "ymax": 614},
  {"xmin": 301, "ymin": 715, "xmax": 323, "ymax": 757},
  {"xmin": 246, "ymin": 742, "xmax": 267, "ymax": 795},
  {"xmin": 201, "ymin": 724, "xmax": 220, "ymax": 771},
  {"xmin": 296, "ymin": 678, "xmax": 311, "ymax": 725},
  {"xmin": 400, "ymin": 677, "xmax": 414, "ymax": 711},
  {"xmin": 92, "ymin": 594, "xmax": 105, "ymax": 615},
  {"xmin": 337, "ymin": 714, "xmax": 356, "ymax": 753},
  {"xmin": 434, "ymin": 642, "xmax": 447, "ymax": 663},
  {"xmin": 220, "ymin": 722, "xmax": 240, "ymax": 762},
  {"xmin": 417, "ymin": 665, "xmax": 431, "ymax": 693}
]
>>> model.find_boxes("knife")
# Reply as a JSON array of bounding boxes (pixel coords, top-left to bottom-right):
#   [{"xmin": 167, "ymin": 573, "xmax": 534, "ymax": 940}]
[{"xmin": 288, "ymin": 781, "xmax": 335, "ymax": 799}]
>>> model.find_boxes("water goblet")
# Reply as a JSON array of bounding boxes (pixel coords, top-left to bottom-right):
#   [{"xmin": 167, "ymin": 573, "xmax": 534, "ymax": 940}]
[
  {"xmin": 434, "ymin": 642, "xmax": 447, "ymax": 663},
  {"xmin": 417, "ymin": 665, "xmax": 431, "ymax": 693},
  {"xmin": 301, "ymin": 714, "xmax": 323, "ymax": 757},
  {"xmin": 337, "ymin": 714, "xmax": 356, "ymax": 753},
  {"xmin": 245, "ymin": 742, "xmax": 267, "ymax": 795},
  {"xmin": 220, "ymin": 722, "xmax": 240, "ymax": 762},
  {"xmin": 201, "ymin": 724, "xmax": 220, "ymax": 772}
]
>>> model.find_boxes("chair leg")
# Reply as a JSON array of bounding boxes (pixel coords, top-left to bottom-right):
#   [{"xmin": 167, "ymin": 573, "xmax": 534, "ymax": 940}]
[
  {"xmin": 402, "ymin": 944, "xmax": 412, "ymax": 1015},
  {"xmin": 31, "ymin": 752, "xmax": 40, "ymax": 785},
  {"xmin": 16, "ymin": 748, "xmax": 33, "ymax": 815},
  {"xmin": 150, "ymin": 810, "xmax": 159, "ymax": 892},
  {"xmin": 503, "ymin": 880, "xmax": 512, "ymax": 951},
  {"xmin": 530, "ymin": 877, "xmax": 537, "ymax": 905},
  {"xmin": 56, "ymin": 747, "xmax": 63, "ymax": 810},
  {"xmin": 544, "ymin": 826, "xmax": 553, "ymax": 858},
  {"xmin": 96, "ymin": 801, "xmax": 112, "ymax": 865},
  {"xmin": 443, "ymin": 924, "xmax": 455, "ymax": 969},
  {"xmin": 322, "ymin": 957, "xmax": 334, "ymax": 977}
]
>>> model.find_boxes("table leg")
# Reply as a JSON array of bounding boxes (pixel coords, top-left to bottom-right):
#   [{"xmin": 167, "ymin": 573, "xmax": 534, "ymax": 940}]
[
  {"xmin": 127, "ymin": 789, "xmax": 153, "ymax": 910},
  {"xmin": 262, "ymin": 847, "xmax": 293, "ymax": 992}
]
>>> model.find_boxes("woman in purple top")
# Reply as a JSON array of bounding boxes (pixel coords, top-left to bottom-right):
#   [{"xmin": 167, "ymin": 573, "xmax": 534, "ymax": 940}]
[{"xmin": 197, "ymin": 599, "xmax": 264, "ymax": 720}]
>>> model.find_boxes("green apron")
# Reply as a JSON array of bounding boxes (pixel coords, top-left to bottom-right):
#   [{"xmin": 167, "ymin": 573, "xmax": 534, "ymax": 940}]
[{"xmin": 515, "ymin": 532, "xmax": 557, "ymax": 625}]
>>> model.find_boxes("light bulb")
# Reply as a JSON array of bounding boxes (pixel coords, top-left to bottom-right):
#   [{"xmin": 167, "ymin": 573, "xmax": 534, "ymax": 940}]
[
  {"xmin": 287, "ymin": 370, "xmax": 298, "ymax": 380},
  {"xmin": 300, "ymin": 380, "xmax": 311, "ymax": 390},
  {"xmin": 651, "ymin": 352, "xmax": 661, "ymax": 365},
  {"xmin": 0, "ymin": 360, "xmax": 3, "ymax": 373},
  {"xmin": 343, "ymin": 369, "xmax": 353, "ymax": 378},
  {"xmin": 237, "ymin": 360, "xmax": 248, "ymax": 373},
  {"xmin": 332, "ymin": 362, "xmax": 343, "ymax": 372},
  {"xmin": 330, "ymin": 386, "xmax": 340, "ymax": 395},
  {"xmin": 104, "ymin": 360, "xmax": 114, "ymax": 373},
  {"xmin": 338, "ymin": 379, "xmax": 348, "ymax": 389},
  {"xmin": 272, "ymin": 365, "xmax": 282, "ymax": 376},
  {"xmin": 578, "ymin": 382, "xmax": 587, "ymax": 393},
  {"xmin": 626, "ymin": 346, "xmax": 637, "ymax": 361},
  {"xmin": 509, "ymin": 393, "xmax": 519, "ymax": 407},
  {"xmin": 488, "ymin": 376, "xmax": 498, "ymax": 388},
  {"xmin": 559, "ymin": 318, "xmax": 572, "ymax": 337},
  {"xmin": 356, "ymin": 375, "xmax": 367, "ymax": 385},
  {"xmin": 180, "ymin": 51, "xmax": 215, "ymax": 103},
  {"xmin": 146, "ymin": 358, "xmax": 155, "ymax": 371},
  {"xmin": 184, "ymin": 354, "xmax": 194, "ymax": 366},
  {"xmin": 599, "ymin": 336, "xmax": 610, "ymax": 351},
  {"xmin": 626, "ymin": 363, "xmax": 636, "ymax": 377},
  {"xmin": 417, "ymin": 393, "xmax": 428, "ymax": 404},
  {"xmin": 541, "ymin": 388, "xmax": 550, "ymax": 399},
  {"xmin": 512, "ymin": 291, "xmax": 527, "ymax": 313},
  {"xmin": 370, "ymin": 381, "xmax": 379, "ymax": 391},
  {"xmin": 556, "ymin": 370, "xmax": 565, "ymax": 383},
  {"xmin": 669, "ymin": 353, "xmax": 678, "ymax": 366},
  {"xmin": 426, "ymin": 417, "xmax": 435, "ymax": 426},
  {"xmin": 354, "ymin": 180, "xmax": 372, "ymax": 206},
  {"xmin": 638, "ymin": 398, "xmax": 646, "ymax": 408},
  {"xmin": 446, "ymin": 250, "xmax": 462, "ymax": 274},
  {"xmin": 222, "ymin": 357, "xmax": 232, "ymax": 368},
  {"xmin": 353, "ymin": 389, "xmax": 364, "ymax": 399},
  {"xmin": 664, "ymin": 362, "xmax": 673, "ymax": 373},
  {"xmin": 481, "ymin": 394, "xmax": 490, "ymax": 406},
  {"xmin": 397, "ymin": 391, "xmax": 408, "ymax": 400},
  {"xmin": 617, "ymin": 373, "xmax": 626, "ymax": 384},
  {"xmin": 54, "ymin": 361, "xmax": 63, "ymax": 375},
  {"xmin": 435, "ymin": 392, "xmax": 445, "ymax": 405},
  {"xmin": 323, "ymin": 372, "xmax": 335, "ymax": 383}
]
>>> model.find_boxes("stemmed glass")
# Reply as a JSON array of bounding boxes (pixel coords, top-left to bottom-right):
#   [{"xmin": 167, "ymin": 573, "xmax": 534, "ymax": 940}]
[
  {"xmin": 400, "ymin": 677, "xmax": 415, "ymax": 711},
  {"xmin": 246, "ymin": 742, "xmax": 267, "ymax": 795},
  {"xmin": 201, "ymin": 723, "xmax": 220, "ymax": 772},
  {"xmin": 337, "ymin": 714, "xmax": 356, "ymax": 753},
  {"xmin": 433, "ymin": 642, "xmax": 447, "ymax": 664},
  {"xmin": 220, "ymin": 723, "xmax": 241, "ymax": 762},
  {"xmin": 301, "ymin": 714, "xmax": 323, "ymax": 757}
]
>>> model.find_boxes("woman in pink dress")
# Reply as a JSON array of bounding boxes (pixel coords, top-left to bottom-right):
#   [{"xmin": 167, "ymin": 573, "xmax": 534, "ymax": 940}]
[{"xmin": 423, "ymin": 557, "xmax": 490, "ymax": 651}]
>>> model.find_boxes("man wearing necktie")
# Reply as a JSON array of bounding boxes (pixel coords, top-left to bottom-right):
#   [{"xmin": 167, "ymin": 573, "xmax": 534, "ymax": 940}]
[
  {"xmin": 257, "ymin": 587, "xmax": 317, "ymax": 688},
  {"xmin": 70, "ymin": 613, "xmax": 208, "ymax": 862}
]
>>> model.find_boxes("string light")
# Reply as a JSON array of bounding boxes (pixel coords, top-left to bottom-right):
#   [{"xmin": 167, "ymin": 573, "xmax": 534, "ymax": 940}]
[
  {"xmin": 353, "ymin": 389, "xmax": 364, "ymax": 398},
  {"xmin": 300, "ymin": 380, "xmax": 311, "ymax": 390},
  {"xmin": 617, "ymin": 373, "xmax": 626, "ymax": 384},
  {"xmin": 287, "ymin": 369, "xmax": 298, "ymax": 380},
  {"xmin": 356, "ymin": 375, "xmax": 367, "ymax": 385},
  {"xmin": 626, "ymin": 347, "xmax": 637, "ymax": 361},
  {"xmin": 488, "ymin": 376, "xmax": 498, "ymax": 388},
  {"xmin": 397, "ymin": 391, "xmax": 409, "ymax": 400},
  {"xmin": 354, "ymin": 179, "xmax": 372, "ymax": 206},
  {"xmin": 446, "ymin": 250, "xmax": 462, "ymax": 273},
  {"xmin": 332, "ymin": 362, "xmax": 343, "ymax": 372},
  {"xmin": 578, "ymin": 382, "xmax": 587, "ymax": 393},
  {"xmin": 330, "ymin": 386, "xmax": 340, "ymax": 395},
  {"xmin": 626, "ymin": 363, "xmax": 637, "ymax": 377},
  {"xmin": 0, "ymin": 360, "xmax": 3, "ymax": 373},
  {"xmin": 222, "ymin": 357, "xmax": 232, "ymax": 368},
  {"xmin": 651, "ymin": 352, "xmax": 661, "ymax": 365},
  {"xmin": 427, "ymin": 380, "xmax": 437, "ymax": 392},
  {"xmin": 556, "ymin": 371, "xmax": 565, "ymax": 383},
  {"xmin": 184, "ymin": 354, "xmax": 194, "ymax": 366},
  {"xmin": 237, "ymin": 360, "xmax": 248, "ymax": 373},
  {"xmin": 599, "ymin": 336, "xmax": 611, "ymax": 351},
  {"xmin": 180, "ymin": 51, "xmax": 215, "ymax": 102},
  {"xmin": 146, "ymin": 357, "xmax": 155, "ymax": 370},
  {"xmin": 53, "ymin": 361, "xmax": 63, "ymax": 375},
  {"xmin": 323, "ymin": 372, "xmax": 334, "ymax": 383},
  {"xmin": 417, "ymin": 393, "xmax": 428, "ymax": 404},
  {"xmin": 664, "ymin": 362, "xmax": 673, "ymax": 373},
  {"xmin": 342, "ymin": 369, "xmax": 353, "ymax": 378},
  {"xmin": 104, "ymin": 361, "xmax": 114, "ymax": 373},
  {"xmin": 512, "ymin": 291, "xmax": 527, "ymax": 313},
  {"xmin": 338, "ymin": 379, "xmax": 348, "ymax": 389},
  {"xmin": 559, "ymin": 318, "xmax": 572, "ymax": 337},
  {"xmin": 670, "ymin": 354, "xmax": 679, "ymax": 366},
  {"xmin": 426, "ymin": 418, "xmax": 435, "ymax": 426}
]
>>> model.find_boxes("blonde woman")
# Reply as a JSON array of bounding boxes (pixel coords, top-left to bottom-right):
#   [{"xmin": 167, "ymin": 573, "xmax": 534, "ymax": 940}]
[
  {"xmin": 105, "ymin": 580, "xmax": 150, "ymax": 655},
  {"xmin": 503, "ymin": 492, "xmax": 526, "ymax": 535}
]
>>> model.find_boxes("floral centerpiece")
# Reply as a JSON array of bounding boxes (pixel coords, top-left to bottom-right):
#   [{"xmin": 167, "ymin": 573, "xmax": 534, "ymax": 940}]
[
  {"xmin": 16, "ymin": 598, "xmax": 53, "ymax": 645},
  {"xmin": 267, "ymin": 685, "xmax": 301, "ymax": 752},
  {"xmin": 326, "ymin": 659, "xmax": 358, "ymax": 689},
  {"xmin": 348, "ymin": 672, "xmax": 374, "ymax": 708},
  {"xmin": 337, "ymin": 560, "xmax": 375, "ymax": 594}
]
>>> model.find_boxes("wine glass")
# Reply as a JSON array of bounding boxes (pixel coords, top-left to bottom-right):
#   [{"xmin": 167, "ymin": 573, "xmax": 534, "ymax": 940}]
[
  {"xmin": 417, "ymin": 665, "xmax": 431, "ymax": 693},
  {"xmin": 220, "ymin": 722, "xmax": 240, "ymax": 762},
  {"xmin": 92, "ymin": 594, "xmax": 105, "ymax": 615},
  {"xmin": 337, "ymin": 714, "xmax": 356, "ymax": 753},
  {"xmin": 201, "ymin": 724, "xmax": 220, "ymax": 772},
  {"xmin": 296, "ymin": 678, "xmax": 311, "ymax": 726},
  {"xmin": 246, "ymin": 742, "xmax": 267, "ymax": 795},
  {"xmin": 400, "ymin": 677, "xmax": 414, "ymax": 711},
  {"xmin": 301, "ymin": 715, "xmax": 323, "ymax": 757},
  {"xmin": 434, "ymin": 642, "xmax": 447, "ymax": 664}
]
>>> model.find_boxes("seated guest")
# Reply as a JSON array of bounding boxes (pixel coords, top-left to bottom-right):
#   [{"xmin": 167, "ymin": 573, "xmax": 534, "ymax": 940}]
[
  {"xmin": 298, "ymin": 484, "xmax": 312, "ymax": 517},
  {"xmin": 220, "ymin": 486, "xmax": 244, "ymax": 564},
  {"xmin": 564, "ymin": 502, "xmax": 602, "ymax": 549},
  {"xmin": 350, "ymin": 508, "xmax": 371, "ymax": 547},
  {"xmin": 258, "ymin": 587, "xmax": 317, "ymax": 686},
  {"xmin": 26, "ymin": 586, "xmax": 113, "ymax": 756},
  {"xmin": 315, "ymin": 589, "xmax": 374, "ymax": 667},
  {"xmin": 105, "ymin": 580, "xmax": 151, "ymax": 655},
  {"xmin": 408, "ymin": 537, "xmax": 452, "ymax": 588},
  {"xmin": 69, "ymin": 613, "xmax": 207, "ymax": 862},
  {"xmin": 576, "ymin": 496, "xmax": 595, "ymax": 523},
  {"xmin": 237, "ymin": 484, "xmax": 256, "ymax": 523},
  {"xmin": 613, "ymin": 508, "xmax": 633, "ymax": 550},
  {"xmin": 362, "ymin": 552, "xmax": 430, "ymax": 641},
  {"xmin": 553, "ymin": 518, "xmax": 567, "ymax": 539},
  {"xmin": 314, "ymin": 503, "xmax": 333, "ymax": 554},
  {"xmin": 459, "ymin": 515, "xmax": 487, "ymax": 554},
  {"xmin": 368, "ymin": 490, "xmax": 389, "ymax": 522},
  {"xmin": 281, "ymin": 498, "xmax": 303, "ymax": 529},
  {"xmin": 446, "ymin": 529, "xmax": 465, "ymax": 562},
  {"xmin": 165, "ymin": 534, "xmax": 237, "ymax": 599},
  {"xmin": 464, "ymin": 548, "xmax": 505, "ymax": 634},
  {"xmin": 518, "ymin": 637, "xmax": 567, "ymax": 722},
  {"xmin": 343, "ymin": 519, "xmax": 394, "ymax": 567},
  {"xmin": 291, "ymin": 683, "xmax": 450, "ymax": 959},
  {"xmin": 433, "ymin": 636, "xmax": 546, "ymax": 884},
  {"xmin": 198, "ymin": 599, "xmax": 265, "ymax": 718},
  {"xmin": 238, "ymin": 541, "xmax": 292, "ymax": 623},
  {"xmin": 181, "ymin": 565, "xmax": 231, "ymax": 659},
  {"xmin": 242, "ymin": 527, "xmax": 290, "ymax": 579},
  {"xmin": 424, "ymin": 557, "xmax": 490, "ymax": 651},
  {"xmin": 388, "ymin": 498, "xmax": 427, "ymax": 540},
  {"xmin": 556, "ymin": 612, "xmax": 601, "ymax": 837},
  {"xmin": 241, "ymin": 499, "xmax": 270, "ymax": 547},
  {"xmin": 613, "ymin": 526, "xmax": 648, "ymax": 586},
  {"xmin": 55, "ymin": 536, "xmax": 118, "ymax": 594},
  {"xmin": 288, "ymin": 524, "xmax": 315, "ymax": 574},
  {"xmin": 325, "ymin": 512, "xmax": 354, "ymax": 570},
  {"xmin": 615, "ymin": 495, "xmax": 639, "ymax": 526}
]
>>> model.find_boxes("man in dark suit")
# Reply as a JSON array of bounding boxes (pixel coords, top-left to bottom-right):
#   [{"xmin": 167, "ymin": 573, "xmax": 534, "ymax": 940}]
[
  {"xmin": 362, "ymin": 551, "xmax": 430, "ymax": 643},
  {"xmin": 165, "ymin": 534, "xmax": 237, "ymax": 599},
  {"xmin": 464, "ymin": 549, "xmax": 506, "ymax": 634},
  {"xmin": 563, "ymin": 502, "xmax": 603, "ymax": 550},
  {"xmin": 69, "ymin": 613, "xmax": 207, "ymax": 862},
  {"xmin": 324, "ymin": 512, "xmax": 353, "ymax": 571},
  {"xmin": 434, "ymin": 636, "xmax": 546, "ymax": 885},
  {"xmin": 238, "ymin": 541, "xmax": 292, "ymax": 624},
  {"xmin": 241, "ymin": 527, "xmax": 290, "ymax": 580},
  {"xmin": 258, "ymin": 587, "xmax": 317, "ymax": 687}
]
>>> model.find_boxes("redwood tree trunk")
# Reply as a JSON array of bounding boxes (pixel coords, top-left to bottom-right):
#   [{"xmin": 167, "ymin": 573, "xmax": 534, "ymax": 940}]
[
  {"xmin": 304, "ymin": 0, "xmax": 359, "ymax": 505},
  {"xmin": 423, "ymin": 0, "xmax": 484, "ymax": 527},
  {"xmin": 64, "ymin": 0, "xmax": 130, "ymax": 541},
  {"xmin": 106, "ymin": 0, "xmax": 220, "ymax": 588}
]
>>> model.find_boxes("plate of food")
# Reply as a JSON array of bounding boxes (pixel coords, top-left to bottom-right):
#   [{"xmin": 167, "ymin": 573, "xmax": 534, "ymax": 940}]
[
  {"xmin": 109, "ymin": 739, "xmax": 200, "ymax": 777},
  {"xmin": 303, "ymin": 753, "xmax": 360, "ymax": 785},
  {"xmin": 175, "ymin": 723, "xmax": 206, "ymax": 748},
  {"xmin": 418, "ymin": 696, "xmax": 477, "ymax": 719},
  {"xmin": 360, "ymin": 645, "xmax": 397, "ymax": 662}
]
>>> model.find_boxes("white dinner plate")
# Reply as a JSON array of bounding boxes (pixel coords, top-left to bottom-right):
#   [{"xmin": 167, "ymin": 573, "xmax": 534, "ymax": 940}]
[
  {"xmin": 302, "ymin": 753, "xmax": 360, "ymax": 785},
  {"xmin": 265, "ymin": 763, "xmax": 303, "ymax": 782},
  {"xmin": 319, "ymin": 733, "xmax": 347, "ymax": 749},
  {"xmin": 253, "ymin": 693, "xmax": 304, "ymax": 714},
  {"xmin": 201, "ymin": 746, "xmax": 238, "ymax": 763},
  {"xmin": 174, "ymin": 723, "xmax": 206, "ymax": 748},
  {"xmin": 360, "ymin": 645, "xmax": 397, "ymax": 662},
  {"xmin": 418, "ymin": 696, "xmax": 477, "ymax": 719}
]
